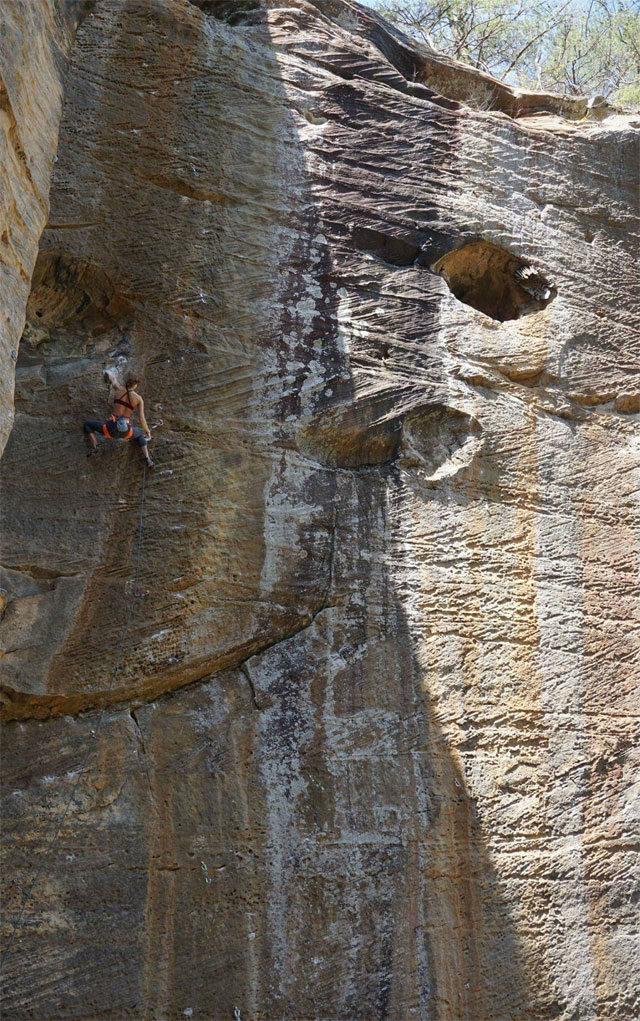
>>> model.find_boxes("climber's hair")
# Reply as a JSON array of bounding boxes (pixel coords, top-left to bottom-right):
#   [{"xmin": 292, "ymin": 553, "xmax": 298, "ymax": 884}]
[{"xmin": 124, "ymin": 373, "xmax": 139, "ymax": 389}]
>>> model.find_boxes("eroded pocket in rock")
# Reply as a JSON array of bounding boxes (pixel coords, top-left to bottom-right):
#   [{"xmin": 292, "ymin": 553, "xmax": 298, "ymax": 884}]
[
  {"xmin": 399, "ymin": 405, "xmax": 482, "ymax": 480},
  {"xmin": 433, "ymin": 239, "xmax": 556, "ymax": 321},
  {"xmin": 351, "ymin": 225, "xmax": 422, "ymax": 267},
  {"xmin": 297, "ymin": 398, "xmax": 482, "ymax": 477},
  {"xmin": 188, "ymin": 0, "xmax": 265, "ymax": 25},
  {"xmin": 25, "ymin": 252, "xmax": 134, "ymax": 339},
  {"xmin": 297, "ymin": 398, "xmax": 404, "ymax": 469}
]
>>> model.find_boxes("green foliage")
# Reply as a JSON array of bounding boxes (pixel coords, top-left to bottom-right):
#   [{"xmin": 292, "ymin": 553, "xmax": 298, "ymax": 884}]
[{"xmin": 370, "ymin": 0, "xmax": 640, "ymax": 106}]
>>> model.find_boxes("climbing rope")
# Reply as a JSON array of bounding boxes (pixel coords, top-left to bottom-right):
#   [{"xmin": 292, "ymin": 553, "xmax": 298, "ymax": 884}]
[{"xmin": 1, "ymin": 465, "xmax": 148, "ymax": 969}]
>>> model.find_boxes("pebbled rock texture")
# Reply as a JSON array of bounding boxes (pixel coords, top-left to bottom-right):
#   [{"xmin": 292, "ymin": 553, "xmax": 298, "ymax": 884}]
[{"xmin": 1, "ymin": 1, "xmax": 639, "ymax": 1018}]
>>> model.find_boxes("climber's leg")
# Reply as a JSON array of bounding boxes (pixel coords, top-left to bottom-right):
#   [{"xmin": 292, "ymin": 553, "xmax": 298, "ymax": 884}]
[
  {"xmin": 132, "ymin": 426, "xmax": 154, "ymax": 467},
  {"xmin": 83, "ymin": 420, "xmax": 104, "ymax": 455}
]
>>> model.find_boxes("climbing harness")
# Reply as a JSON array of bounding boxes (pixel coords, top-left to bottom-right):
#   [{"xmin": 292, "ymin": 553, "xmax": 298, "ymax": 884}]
[
  {"xmin": 0, "ymin": 466, "xmax": 148, "ymax": 969},
  {"xmin": 102, "ymin": 413, "xmax": 133, "ymax": 440}
]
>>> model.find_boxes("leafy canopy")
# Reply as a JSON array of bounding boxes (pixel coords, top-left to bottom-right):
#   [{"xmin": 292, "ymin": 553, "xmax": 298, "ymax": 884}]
[{"xmin": 369, "ymin": 0, "xmax": 640, "ymax": 106}]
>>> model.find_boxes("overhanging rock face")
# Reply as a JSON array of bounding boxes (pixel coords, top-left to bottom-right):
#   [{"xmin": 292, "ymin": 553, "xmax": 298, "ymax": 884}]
[{"xmin": 1, "ymin": 1, "xmax": 639, "ymax": 1018}]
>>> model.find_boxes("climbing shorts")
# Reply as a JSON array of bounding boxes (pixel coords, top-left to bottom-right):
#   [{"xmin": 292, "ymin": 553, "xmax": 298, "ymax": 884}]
[{"xmin": 83, "ymin": 419, "xmax": 148, "ymax": 447}]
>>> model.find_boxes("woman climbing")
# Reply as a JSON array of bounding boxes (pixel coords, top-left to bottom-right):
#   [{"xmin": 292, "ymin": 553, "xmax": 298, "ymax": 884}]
[{"xmin": 83, "ymin": 373, "xmax": 154, "ymax": 467}]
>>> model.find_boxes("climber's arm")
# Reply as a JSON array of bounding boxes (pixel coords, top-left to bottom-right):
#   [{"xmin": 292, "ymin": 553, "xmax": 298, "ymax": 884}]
[{"xmin": 137, "ymin": 397, "xmax": 151, "ymax": 437}]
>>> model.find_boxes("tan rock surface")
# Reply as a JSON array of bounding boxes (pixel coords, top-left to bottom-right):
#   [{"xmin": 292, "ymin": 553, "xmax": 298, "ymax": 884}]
[{"xmin": 1, "ymin": 1, "xmax": 639, "ymax": 1018}]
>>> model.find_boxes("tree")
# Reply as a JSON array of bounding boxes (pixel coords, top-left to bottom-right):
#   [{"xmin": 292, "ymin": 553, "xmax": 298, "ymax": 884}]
[{"xmin": 369, "ymin": 0, "xmax": 640, "ymax": 106}]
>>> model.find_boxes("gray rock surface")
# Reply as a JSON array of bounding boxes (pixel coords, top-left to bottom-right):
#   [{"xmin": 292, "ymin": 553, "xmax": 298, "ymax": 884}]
[{"xmin": 1, "ymin": 1, "xmax": 639, "ymax": 1018}]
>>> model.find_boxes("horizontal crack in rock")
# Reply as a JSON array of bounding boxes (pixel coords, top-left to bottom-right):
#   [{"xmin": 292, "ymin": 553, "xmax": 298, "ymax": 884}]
[{"xmin": 0, "ymin": 605, "xmax": 337, "ymax": 724}]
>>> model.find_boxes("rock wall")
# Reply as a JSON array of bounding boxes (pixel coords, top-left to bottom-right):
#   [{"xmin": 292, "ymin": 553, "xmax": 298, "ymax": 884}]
[
  {"xmin": 0, "ymin": 0, "xmax": 90, "ymax": 454},
  {"xmin": 1, "ymin": 1, "xmax": 639, "ymax": 1018}
]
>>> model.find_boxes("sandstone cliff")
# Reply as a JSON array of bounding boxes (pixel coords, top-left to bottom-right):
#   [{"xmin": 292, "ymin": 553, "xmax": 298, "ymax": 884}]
[{"xmin": 1, "ymin": 1, "xmax": 639, "ymax": 1018}]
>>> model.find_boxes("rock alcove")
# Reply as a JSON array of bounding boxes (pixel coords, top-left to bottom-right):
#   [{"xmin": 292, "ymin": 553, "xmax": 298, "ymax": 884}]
[
  {"xmin": 20, "ymin": 252, "xmax": 134, "ymax": 356},
  {"xmin": 433, "ymin": 239, "xmax": 557, "ymax": 321},
  {"xmin": 298, "ymin": 399, "xmax": 481, "ymax": 478}
]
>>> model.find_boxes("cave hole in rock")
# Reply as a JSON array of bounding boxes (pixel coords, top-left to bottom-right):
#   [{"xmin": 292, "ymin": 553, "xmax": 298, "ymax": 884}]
[
  {"xmin": 433, "ymin": 240, "xmax": 556, "ymax": 322},
  {"xmin": 21, "ymin": 252, "xmax": 134, "ymax": 352},
  {"xmin": 189, "ymin": 0, "xmax": 265, "ymax": 25}
]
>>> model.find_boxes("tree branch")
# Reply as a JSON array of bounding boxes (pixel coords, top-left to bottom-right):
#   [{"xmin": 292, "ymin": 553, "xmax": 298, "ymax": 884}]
[{"xmin": 501, "ymin": 0, "xmax": 574, "ymax": 79}]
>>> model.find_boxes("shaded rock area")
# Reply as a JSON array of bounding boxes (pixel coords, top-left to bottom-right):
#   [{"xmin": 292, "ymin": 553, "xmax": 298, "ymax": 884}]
[
  {"xmin": 0, "ymin": 0, "xmax": 90, "ymax": 454},
  {"xmin": 1, "ymin": 1, "xmax": 639, "ymax": 1019}
]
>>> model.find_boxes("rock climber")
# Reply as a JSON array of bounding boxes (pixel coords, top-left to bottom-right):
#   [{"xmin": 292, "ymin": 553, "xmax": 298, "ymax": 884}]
[{"xmin": 83, "ymin": 373, "xmax": 154, "ymax": 467}]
